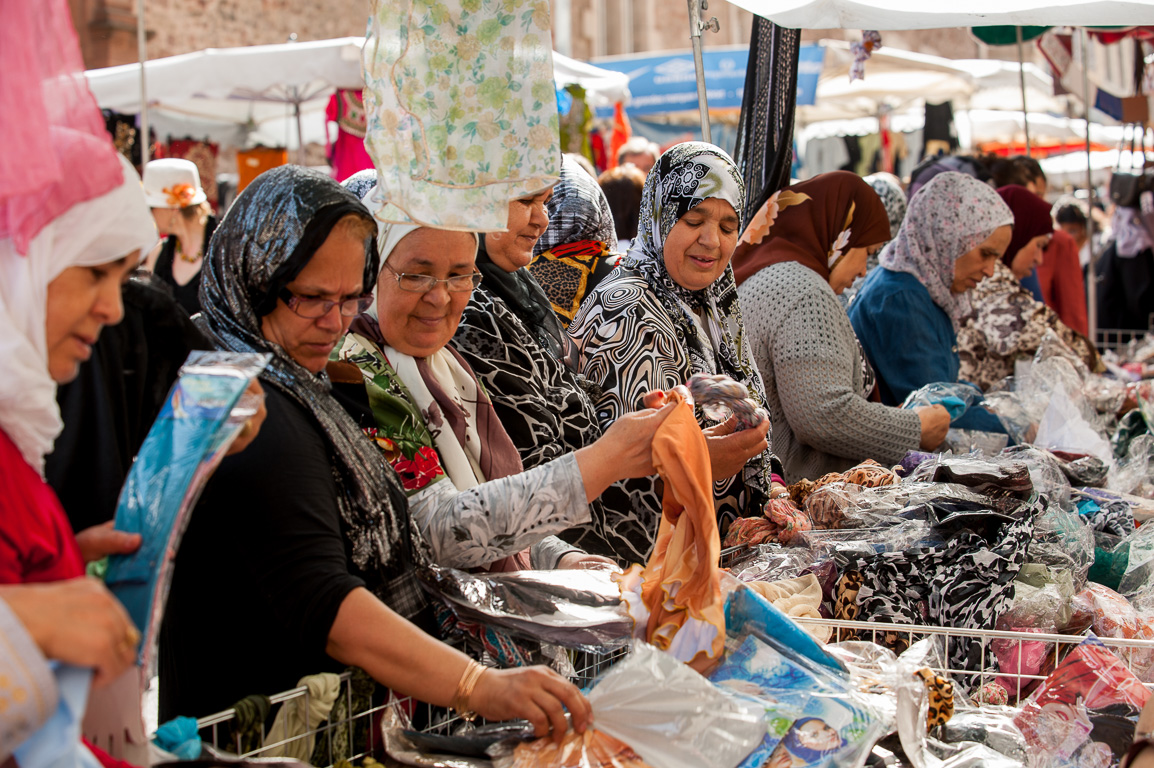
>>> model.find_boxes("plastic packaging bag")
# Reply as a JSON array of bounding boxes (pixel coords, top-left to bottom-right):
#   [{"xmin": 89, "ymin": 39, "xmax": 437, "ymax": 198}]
[
  {"xmin": 902, "ymin": 382, "xmax": 984, "ymax": 422},
  {"xmin": 1068, "ymin": 583, "xmax": 1154, "ymax": 681},
  {"xmin": 1027, "ymin": 503, "xmax": 1095, "ymax": 589},
  {"xmin": 417, "ymin": 566, "xmax": 633, "ymax": 652},
  {"xmin": 105, "ymin": 351, "xmax": 270, "ymax": 675},
  {"xmin": 906, "ymin": 457, "xmax": 1033, "ymax": 500},
  {"xmin": 382, "ymin": 700, "xmax": 516, "ymax": 767},
  {"xmin": 723, "ymin": 580, "xmax": 846, "ymax": 674},
  {"xmin": 727, "ymin": 545, "xmax": 820, "ymax": 584},
  {"xmin": 493, "ymin": 643, "xmax": 767, "ymax": 768},
  {"xmin": 935, "ymin": 708, "xmax": 1027, "ymax": 764},
  {"xmin": 494, "ymin": 728, "xmax": 654, "ymax": 768},
  {"xmin": 1013, "ymin": 636, "xmax": 1151, "ymax": 767},
  {"xmin": 708, "ymin": 631, "xmax": 883, "ymax": 768}
]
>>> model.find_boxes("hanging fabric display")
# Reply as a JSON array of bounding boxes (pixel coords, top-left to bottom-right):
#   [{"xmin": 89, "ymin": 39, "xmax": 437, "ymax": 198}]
[
  {"xmin": 326, "ymin": 89, "xmax": 375, "ymax": 183},
  {"xmin": 363, "ymin": 0, "xmax": 561, "ymax": 231}
]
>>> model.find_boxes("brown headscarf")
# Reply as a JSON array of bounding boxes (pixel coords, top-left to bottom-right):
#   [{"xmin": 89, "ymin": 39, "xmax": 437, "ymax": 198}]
[{"xmin": 732, "ymin": 171, "xmax": 891, "ymax": 285}]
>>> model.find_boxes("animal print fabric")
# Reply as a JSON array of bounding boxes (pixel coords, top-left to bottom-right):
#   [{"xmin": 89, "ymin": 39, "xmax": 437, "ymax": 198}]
[{"xmin": 452, "ymin": 283, "xmax": 662, "ymax": 565}]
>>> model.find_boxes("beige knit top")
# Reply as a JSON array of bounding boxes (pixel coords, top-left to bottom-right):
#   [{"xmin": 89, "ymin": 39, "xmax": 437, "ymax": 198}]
[{"xmin": 738, "ymin": 261, "xmax": 922, "ymax": 481}]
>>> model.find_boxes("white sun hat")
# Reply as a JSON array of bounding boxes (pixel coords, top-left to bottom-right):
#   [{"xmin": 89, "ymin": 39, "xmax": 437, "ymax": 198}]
[{"xmin": 142, "ymin": 158, "xmax": 208, "ymax": 209}]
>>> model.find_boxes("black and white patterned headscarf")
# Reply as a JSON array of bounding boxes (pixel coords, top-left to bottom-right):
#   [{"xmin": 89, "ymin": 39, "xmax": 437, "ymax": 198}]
[
  {"xmin": 198, "ymin": 165, "xmax": 425, "ymax": 617},
  {"xmin": 533, "ymin": 155, "xmax": 616, "ymax": 256},
  {"xmin": 624, "ymin": 142, "xmax": 774, "ymax": 497}
]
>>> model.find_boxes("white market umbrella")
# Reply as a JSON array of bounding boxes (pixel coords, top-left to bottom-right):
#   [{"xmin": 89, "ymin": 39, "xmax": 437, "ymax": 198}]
[{"xmin": 86, "ymin": 38, "xmax": 631, "ymax": 152}]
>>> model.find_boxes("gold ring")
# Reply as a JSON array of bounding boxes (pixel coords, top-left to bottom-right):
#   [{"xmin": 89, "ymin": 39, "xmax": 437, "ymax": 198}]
[{"xmin": 120, "ymin": 627, "xmax": 141, "ymax": 655}]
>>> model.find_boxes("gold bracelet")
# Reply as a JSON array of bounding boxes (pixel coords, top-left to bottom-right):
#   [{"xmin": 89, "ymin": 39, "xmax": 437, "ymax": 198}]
[{"xmin": 451, "ymin": 660, "xmax": 487, "ymax": 721}]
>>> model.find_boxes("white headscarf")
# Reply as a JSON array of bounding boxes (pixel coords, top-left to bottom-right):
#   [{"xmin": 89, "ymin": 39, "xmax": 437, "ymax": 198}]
[
  {"xmin": 0, "ymin": 153, "xmax": 157, "ymax": 474},
  {"xmin": 368, "ymin": 221, "xmax": 496, "ymax": 487},
  {"xmin": 879, "ymin": 172, "xmax": 1013, "ymax": 331}
]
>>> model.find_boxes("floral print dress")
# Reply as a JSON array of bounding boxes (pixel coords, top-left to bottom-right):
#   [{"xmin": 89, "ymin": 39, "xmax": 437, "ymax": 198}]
[{"xmin": 336, "ymin": 331, "xmax": 588, "ymax": 570}]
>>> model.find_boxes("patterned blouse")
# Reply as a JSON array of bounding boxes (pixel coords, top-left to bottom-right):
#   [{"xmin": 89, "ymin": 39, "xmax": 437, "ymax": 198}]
[
  {"xmin": 570, "ymin": 267, "xmax": 783, "ymax": 539},
  {"xmin": 335, "ymin": 331, "xmax": 588, "ymax": 570},
  {"xmin": 452, "ymin": 285, "xmax": 664, "ymax": 565}
]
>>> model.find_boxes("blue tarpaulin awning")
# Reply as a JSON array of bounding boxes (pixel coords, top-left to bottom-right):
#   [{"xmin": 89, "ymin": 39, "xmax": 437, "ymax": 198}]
[{"xmin": 592, "ymin": 45, "xmax": 825, "ymax": 117}]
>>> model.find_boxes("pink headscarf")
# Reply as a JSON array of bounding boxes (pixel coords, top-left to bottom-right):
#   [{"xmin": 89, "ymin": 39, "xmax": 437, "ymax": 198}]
[
  {"xmin": 879, "ymin": 172, "xmax": 1013, "ymax": 331},
  {"xmin": 0, "ymin": 0, "xmax": 124, "ymax": 253}
]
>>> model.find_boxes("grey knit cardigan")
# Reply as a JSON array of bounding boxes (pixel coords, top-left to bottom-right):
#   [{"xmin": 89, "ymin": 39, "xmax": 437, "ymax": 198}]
[{"xmin": 738, "ymin": 261, "xmax": 922, "ymax": 481}]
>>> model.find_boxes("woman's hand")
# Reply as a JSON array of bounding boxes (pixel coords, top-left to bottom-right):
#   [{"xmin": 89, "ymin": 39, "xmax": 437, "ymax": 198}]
[
  {"xmin": 575, "ymin": 398, "xmax": 679, "ymax": 501},
  {"xmin": 226, "ymin": 380, "xmax": 267, "ymax": 456},
  {"xmin": 2, "ymin": 579, "xmax": 138, "ymax": 687},
  {"xmin": 704, "ymin": 415, "xmax": 770, "ymax": 481},
  {"xmin": 75, "ymin": 521, "xmax": 142, "ymax": 563},
  {"xmin": 469, "ymin": 665, "xmax": 592, "ymax": 743},
  {"xmin": 915, "ymin": 404, "xmax": 950, "ymax": 450}
]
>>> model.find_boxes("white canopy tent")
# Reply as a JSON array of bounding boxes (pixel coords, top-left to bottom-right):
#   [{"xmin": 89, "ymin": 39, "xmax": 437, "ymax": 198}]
[
  {"xmin": 798, "ymin": 40, "xmax": 977, "ymax": 123},
  {"xmin": 722, "ymin": 0, "xmax": 1154, "ymax": 31},
  {"xmin": 84, "ymin": 38, "xmax": 631, "ymax": 150}
]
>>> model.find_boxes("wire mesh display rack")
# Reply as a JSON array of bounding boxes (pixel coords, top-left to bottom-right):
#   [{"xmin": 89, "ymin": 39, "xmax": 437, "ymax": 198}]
[
  {"xmin": 194, "ymin": 646, "xmax": 630, "ymax": 766},
  {"xmin": 194, "ymin": 620, "xmax": 1153, "ymax": 767}
]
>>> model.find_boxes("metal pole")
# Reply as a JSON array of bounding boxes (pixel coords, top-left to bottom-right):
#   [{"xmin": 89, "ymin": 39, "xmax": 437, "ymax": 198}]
[
  {"xmin": 687, "ymin": 0, "xmax": 712, "ymax": 144},
  {"xmin": 1082, "ymin": 28, "xmax": 1098, "ymax": 343},
  {"xmin": 136, "ymin": 0, "xmax": 149, "ymax": 166},
  {"xmin": 1016, "ymin": 25, "xmax": 1031, "ymax": 157},
  {"xmin": 295, "ymin": 100, "xmax": 306, "ymax": 165}
]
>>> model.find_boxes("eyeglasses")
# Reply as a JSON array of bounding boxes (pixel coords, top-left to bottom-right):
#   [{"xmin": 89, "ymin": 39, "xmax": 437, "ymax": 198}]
[
  {"xmin": 383, "ymin": 264, "xmax": 483, "ymax": 293},
  {"xmin": 278, "ymin": 288, "xmax": 374, "ymax": 318}
]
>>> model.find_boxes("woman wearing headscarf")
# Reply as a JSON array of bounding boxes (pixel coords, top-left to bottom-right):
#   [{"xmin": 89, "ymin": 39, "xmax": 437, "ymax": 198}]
[
  {"xmin": 569, "ymin": 142, "xmax": 778, "ymax": 536},
  {"xmin": 839, "ymin": 173, "xmax": 906, "ymax": 308},
  {"xmin": 161, "ymin": 166, "xmax": 592, "ymax": 740},
  {"xmin": 525, "ymin": 155, "xmax": 620, "ymax": 324},
  {"xmin": 957, "ymin": 185, "xmax": 1099, "ymax": 391},
  {"xmin": 0, "ymin": 146, "xmax": 159, "ymax": 761},
  {"xmin": 849, "ymin": 172, "xmax": 1013, "ymax": 434},
  {"xmin": 331, "ymin": 217, "xmax": 674, "ymax": 571},
  {"xmin": 451, "ymin": 187, "xmax": 665, "ymax": 564},
  {"xmin": 733, "ymin": 171, "xmax": 948, "ymax": 481}
]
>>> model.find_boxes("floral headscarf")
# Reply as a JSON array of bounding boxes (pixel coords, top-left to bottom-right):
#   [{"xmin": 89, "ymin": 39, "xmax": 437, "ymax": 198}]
[
  {"xmin": 732, "ymin": 171, "xmax": 891, "ymax": 284},
  {"xmin": 624, "ymin": 141, "xmax": 773, "ymax": 497},
  {"xmin": 198, "ymin": 165, "xmax": 425, "ymax": 617},
  {"xmin": 879, "ymin": 172, "xmax": 1014, "ymax": 331},
  {"xmin": 864, "ymin": 173, "xmax": 907, "ymax": 245}
]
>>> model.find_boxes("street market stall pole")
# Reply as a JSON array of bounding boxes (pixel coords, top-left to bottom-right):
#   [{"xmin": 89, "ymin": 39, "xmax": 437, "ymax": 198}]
[
  {"xmin": 136, "ymin": 0, "xmax": 149, "ymax": 165},
  {"xmin": 1083, "ymin": 28, "xmax": 1099, "ymax": 341},
  {"xmin": 1016, "ymin": 25, "xmax": 1032, "ymax": 156},
  {"xmin": 687, "ymin": 0, "xmax": 719, "ymax": 143}
]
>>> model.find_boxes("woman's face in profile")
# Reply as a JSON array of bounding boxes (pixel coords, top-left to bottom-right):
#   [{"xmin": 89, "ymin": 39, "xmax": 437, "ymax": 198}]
[{"xmin": 951, "ymin": 225, "xmax": 1012, "ymax": 294}]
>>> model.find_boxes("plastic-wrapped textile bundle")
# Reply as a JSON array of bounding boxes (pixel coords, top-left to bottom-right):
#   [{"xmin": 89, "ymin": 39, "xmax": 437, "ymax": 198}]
[
  {"xmin": 841, "ymin": 498, "xmax": 1040, "ymax": 676},
  {"xmin": 906, "ymin": 455, "xmax": 1034, "ymax": 500},
  {"xmin": 1013, "ymin": 636, "xmax": 1151, "ymax": 768}
]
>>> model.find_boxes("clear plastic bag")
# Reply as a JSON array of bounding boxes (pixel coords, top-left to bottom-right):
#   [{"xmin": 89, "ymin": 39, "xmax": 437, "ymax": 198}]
[
  {"xmin": 935, "ymin": 707, "xmax": 1028, "ymax": 764},
  {"xmin": 943, "ymin": 429, "xmax": 1010, "ymax": 456},
  {"xmin": 1013, "ymin": 636, "xmax": 1151, "ymax": 768},
  {"xmin": 902, "ymin": 382, "xmax": 984, "ymax": 422},
  {"xmin": 1107, "ymin": 433, "xmax": 1154, "ymax": 495},
  {"xmin": 727, "ymin": 545, "xmax": 820, "ymax": 584},
  {"xmin": 1026, "ymin": 503, "xmax": 1095, "ymax": 589},
  {"xmin": 417, "ymin": 566, "xmax": 633, "ymax": 652},
  {"xmin": 492, "ymin": 643, "xmax": 767, "ymax": 768},
  {"xmin": 906, "ymin": 456, "xmax": 1034, "ymax": 499}
]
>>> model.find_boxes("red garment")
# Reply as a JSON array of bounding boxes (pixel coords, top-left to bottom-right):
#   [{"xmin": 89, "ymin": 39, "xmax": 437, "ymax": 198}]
[
  {"xmin": 1037, "ymin": 228, "xmax": 1089, "ymax": 336},
  {"xmin": 325, "ymin": 90, "xmax": 374, "ymax": 182},
  {"xmin": 0, "ymin": 428, "xmax": 84, "ymax": 583}
]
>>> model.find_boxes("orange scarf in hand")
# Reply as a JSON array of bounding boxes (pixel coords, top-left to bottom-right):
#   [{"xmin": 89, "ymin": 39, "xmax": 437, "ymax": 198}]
[{"xmin": 619, "ymin": 391, "xmax": 726, "ymax": 668}]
